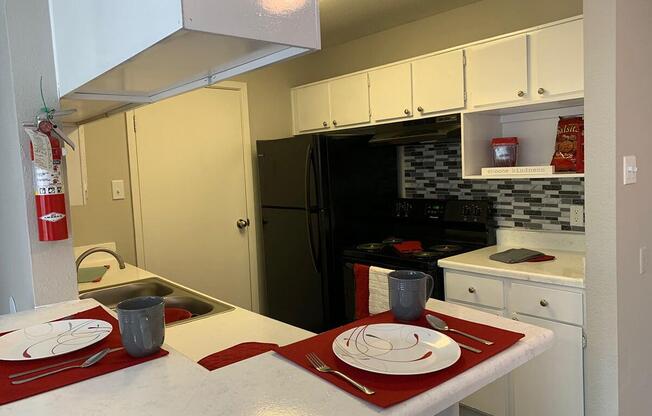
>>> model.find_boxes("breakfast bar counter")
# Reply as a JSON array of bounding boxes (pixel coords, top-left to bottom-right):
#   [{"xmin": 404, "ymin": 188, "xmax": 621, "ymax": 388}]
[{"xmin": 0, "ymin": 259, "xmax": 553, "ymax": 416}]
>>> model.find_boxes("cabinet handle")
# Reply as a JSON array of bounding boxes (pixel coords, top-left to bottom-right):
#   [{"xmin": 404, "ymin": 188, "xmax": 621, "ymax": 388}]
[
  {"xmin": 540, "ymin": 299, "xmax": 549, "ymax": 307},
  {"xmin": 468, "ymin": 287, "xmax": 476, "ymax": 294},
  {"xmin": 322, "ymin": 121, "xmax": 328, "ymax": 127},
  {"xmin": 417, "ymin": 106, "xmax": 424, "ymax": 112},
  {"xmin": 517, "ymin": 90, "xmax": 525, "ymax": 97},
  {"xmin": 404, "ymin": 108, "xmax": 411, "ymax": 115},
  {"xmin": 537, "ymin": 87, "xmax": 545, "ymax": 95},
  {"xmin": 332, "ymin": 120, "xmax": 338, "ymax": 126}
]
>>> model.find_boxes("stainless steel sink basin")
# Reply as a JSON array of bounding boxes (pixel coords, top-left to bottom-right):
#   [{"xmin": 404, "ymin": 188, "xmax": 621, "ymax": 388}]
[{"xmin": 79, "ymin": 277, "xmax": 234, "ymax": 326}]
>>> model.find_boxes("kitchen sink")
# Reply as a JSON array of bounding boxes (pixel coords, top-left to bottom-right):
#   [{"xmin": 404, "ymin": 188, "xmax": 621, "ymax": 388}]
[{"xmin": 79, "ymin": 277, "xmax": 234, "ymax": 326}]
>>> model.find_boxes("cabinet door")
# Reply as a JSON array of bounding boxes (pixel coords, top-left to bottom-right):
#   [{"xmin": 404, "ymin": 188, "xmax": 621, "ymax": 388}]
[
  {"xmin": 294, "ymin": 83, "xmax": 331, "ymax": 132},
  {"xmin": 448, "ymin": 301, "xmax": 509, "ymax": 416},
  {"xmin": 512, "ymin": 314, "xmax": 584, "ymax": 416},
  {"xmin": 531, "ymin": 20, "xmax": 584, "ymax": 99},
  {"xmin": 369, "ymin": 63, "xmax": 413, "ymax": 122},
  {"xmin": 329, "ymin": 73, "xmax": 370, "ymax": 128},
  {"xmin": 412, "ymin": 50, "xmax": 465, "ymax": 116},
  {"xmin": 467, "ymin": 34, "xmax": 529, "ymax": 107}
]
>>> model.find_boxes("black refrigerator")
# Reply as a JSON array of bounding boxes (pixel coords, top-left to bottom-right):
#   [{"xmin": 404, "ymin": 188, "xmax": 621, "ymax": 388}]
[{"xmin": 257, "ymin": 134, "xmax": 398, "ymax": 332}]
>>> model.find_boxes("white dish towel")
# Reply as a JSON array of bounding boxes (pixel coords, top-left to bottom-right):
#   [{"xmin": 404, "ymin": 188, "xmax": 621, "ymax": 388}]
[{"xmin": 368, "ymin": 266, "xmax": 394, "ymax": 315}]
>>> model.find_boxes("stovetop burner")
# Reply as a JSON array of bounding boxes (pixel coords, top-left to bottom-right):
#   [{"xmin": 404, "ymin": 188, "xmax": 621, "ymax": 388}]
[
  {"xmin": 382, "ymin": 237, "xmax": 404, "ymax": 244},
  {"xmin": 356, "ymin": 243, "xmax": 385, "ymax": 252},
  {"xmin": 429, "ymin": 244, "xmax": 463, "ymax": 253},
  {"xmin": 411, "ymin": 251, "xmax": 439, "ymax": 259}
]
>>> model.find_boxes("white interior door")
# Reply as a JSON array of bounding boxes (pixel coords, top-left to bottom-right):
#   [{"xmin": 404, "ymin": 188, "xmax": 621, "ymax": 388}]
[{"xmin": 134, "ymin": 87, "xmax": 252, "ymax": 309}]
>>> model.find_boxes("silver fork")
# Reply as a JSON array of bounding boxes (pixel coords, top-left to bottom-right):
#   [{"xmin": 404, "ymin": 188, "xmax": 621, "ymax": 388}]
[{"xmin": 306, "ymin": 352, "xmax": 375, "ymax": 395}]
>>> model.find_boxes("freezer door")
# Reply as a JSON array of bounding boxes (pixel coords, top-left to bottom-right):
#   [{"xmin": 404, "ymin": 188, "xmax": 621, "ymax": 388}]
[
  {"xmin": 261, "ymin": 207, "xmax": 324, "ymax": 331},
  {"xmin": 257, "ymin": 136, "xmax": 316, "ymax": 209}
]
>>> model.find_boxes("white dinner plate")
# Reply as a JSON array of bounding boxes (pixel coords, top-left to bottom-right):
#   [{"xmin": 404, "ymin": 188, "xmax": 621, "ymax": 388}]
[
  {"xmin": 0, "ymin": 319, "xmax": 112, "ymax": 361},
  {"xmin": 332, "ymin": 323, "xmax": 461, "ymax": 375}
]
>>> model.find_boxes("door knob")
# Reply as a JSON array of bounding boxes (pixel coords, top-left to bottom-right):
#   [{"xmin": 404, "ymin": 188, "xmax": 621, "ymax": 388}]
[{"xmin": 236, "ymin": 218, "xmax": 250, "ymax": 229}]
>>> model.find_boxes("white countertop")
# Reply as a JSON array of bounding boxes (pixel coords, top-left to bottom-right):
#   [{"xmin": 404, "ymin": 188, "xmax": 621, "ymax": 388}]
[
  {"xmin": 0, "ymin": 261, "xmax": 554, "ymax": 415},
  {"xmin": 438, "ymin": 245, "xmax": 585, "ymax": 288}
]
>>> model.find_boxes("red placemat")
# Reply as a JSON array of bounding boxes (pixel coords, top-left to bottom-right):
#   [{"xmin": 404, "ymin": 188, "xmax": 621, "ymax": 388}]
[
  {"xmin": 276, "ymin": 310, "xmax": 525, "ymax": 408},
  {"xmin": 0, "ymin": 306, "xmax": 168, "ymax": 406},
  {"xmin": 198, "ymin": 342, "xmax": 278, "ymax": 371}
]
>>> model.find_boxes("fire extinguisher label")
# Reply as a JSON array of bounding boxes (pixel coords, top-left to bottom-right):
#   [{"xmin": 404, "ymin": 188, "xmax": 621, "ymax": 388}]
[
  {"xmin": 39, "ymin": 212, "xmax": 66, "ymax": 222},
  {"xmin": 34, "ymin": 163, "xmax": 64, "ymax": 196}
]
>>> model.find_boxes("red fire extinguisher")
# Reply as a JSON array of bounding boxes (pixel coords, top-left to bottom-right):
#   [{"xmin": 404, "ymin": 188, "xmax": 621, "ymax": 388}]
[{"xmin": 29, "ymin": 120, "xmax": 69, "ymax": 241}]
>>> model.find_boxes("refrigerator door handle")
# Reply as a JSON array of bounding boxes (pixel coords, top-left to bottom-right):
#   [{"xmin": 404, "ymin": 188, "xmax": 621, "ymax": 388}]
[{"xmin": 305, "ymin": 143, "xmax": 320, "ymax": 274}]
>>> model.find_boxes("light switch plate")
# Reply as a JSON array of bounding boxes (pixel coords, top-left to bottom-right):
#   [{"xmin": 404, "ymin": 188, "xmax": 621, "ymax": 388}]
[
  {"xmin": 111, "ymin": 180, "xmax": 125, "ymax": 200},
  {"xmin": 623, "ymin": 155, "xmax": 638, "ymax": 185},
  {"xmin": 640, "ymin": 246, "xmax": 648, "ymax": 275},
  {"xmin": 570, "ymin": 205, "xmax": 584, "ymax": 227}
]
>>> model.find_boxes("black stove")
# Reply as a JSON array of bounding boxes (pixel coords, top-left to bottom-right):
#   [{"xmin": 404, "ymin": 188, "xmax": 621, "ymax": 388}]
[{"xmin": 341, "ymin": 198, "xmax": 495, "ymax": 314}]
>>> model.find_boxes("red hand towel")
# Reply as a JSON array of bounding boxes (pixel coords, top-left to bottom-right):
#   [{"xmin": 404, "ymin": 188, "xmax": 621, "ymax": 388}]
[
  {"xmin": 198, "ymin": 342, "xmax": 278, "ymax": 371},
  {"xmin": 353, "ymin": 264, "xmax": 370, "ymax": 319},
  {"xmin": 393, "ymin": 240, "xmax": 423, "ymax": 253}
]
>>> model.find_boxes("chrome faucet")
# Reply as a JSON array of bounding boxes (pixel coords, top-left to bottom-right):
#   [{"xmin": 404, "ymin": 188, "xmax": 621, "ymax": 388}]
[{"xmin": 76, "ymin": 247, "xmax": 126, "ymax": 272}]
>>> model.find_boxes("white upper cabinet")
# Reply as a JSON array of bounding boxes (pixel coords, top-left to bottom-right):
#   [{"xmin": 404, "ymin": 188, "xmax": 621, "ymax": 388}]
[
  {"xmin": 51, "ymin": 0, "xmax": 320, "ymax": 125},
  {"xmin": 329, "ymin": 73, "xmax": 370, "ymax": 128},
  {"xmin": 467, "ymin": 34, "xmax": 529, "ymax": 108},
  {"xmin": 412, "ymin": 50, "xmax": 466, "ymax": 116},
  {"xmin": 293, "ymin": 83, "xmax": 331, "ymax": 132},
  {"xmin": 531, "ymin": 19, "xmax": 584, "ymax": 99},
  {"xmin": 369, "ymin": 63, "xmax": 413, "ymax": 122}
]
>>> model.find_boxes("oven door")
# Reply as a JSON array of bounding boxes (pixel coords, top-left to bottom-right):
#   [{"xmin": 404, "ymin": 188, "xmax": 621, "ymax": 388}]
[{"xmin": 341, "ymin": 256, "xmax": 445, "ymax": 323}]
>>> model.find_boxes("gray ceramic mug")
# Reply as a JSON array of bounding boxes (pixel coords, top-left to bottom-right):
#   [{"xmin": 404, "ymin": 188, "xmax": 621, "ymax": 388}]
[
  {"xmin": 117, "ymin": 296, "xmax": 165, "ymax": 357},
  {"xmin": 388, "ymin": 270, "xmax": 434, "ymax": 321}
]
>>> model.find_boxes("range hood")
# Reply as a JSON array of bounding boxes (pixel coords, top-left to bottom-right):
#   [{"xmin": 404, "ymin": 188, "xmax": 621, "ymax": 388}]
[
  {"xmin": 368, "ymin": 114, "xmax": 461, "ymax": 146},
  {"xmin": 49, "ymin": 0, "xmax": 320, "ymax": 124}
]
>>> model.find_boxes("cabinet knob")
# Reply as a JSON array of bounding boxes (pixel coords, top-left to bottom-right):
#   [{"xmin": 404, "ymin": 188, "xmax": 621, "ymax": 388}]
[
  {"xmin": 404, "ymin": 108, "xmax": 411, "ymax": 115},
  {"xmin": 512, "ymin": 316, "xmax": 519, "ymax": 321},
  {"xmin": 517, "ymin": 90, "xmax": 525, "ymax": 97},
  {"xmin": 468, "ymin": 287, "xmax": 476, "ymax": 294},
  {"xmin": 332, "ymin": 120, "xmax": 338, "ymax": 126},
  {"xmin": 417, "ymin": 106, "xmax": 424, "ymax": 112},
  {"xmin": 322, "ymin": 121, "xmax": 328, "ymax": 127},
  {"xmin": 538, "ymin": 87, "xmax": 545, "ymax": 95},
  {"xmin": 540, "ymin": 299, "xmax": 549, "ymax": 307}
]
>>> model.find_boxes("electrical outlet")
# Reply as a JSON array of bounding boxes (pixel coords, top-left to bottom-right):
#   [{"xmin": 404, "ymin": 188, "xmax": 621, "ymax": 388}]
[{"xmin": 570, "ymin": 205, "xmax": 584, "ymax": 227}]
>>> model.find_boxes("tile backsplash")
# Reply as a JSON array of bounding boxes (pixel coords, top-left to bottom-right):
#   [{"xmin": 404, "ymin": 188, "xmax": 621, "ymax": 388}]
[{"xmin": 402, "ymin": 142, "xmax": 585, "ymax": 232}]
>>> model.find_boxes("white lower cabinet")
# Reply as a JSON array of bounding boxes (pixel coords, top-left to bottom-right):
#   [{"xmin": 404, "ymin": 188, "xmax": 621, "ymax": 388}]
[
  {"xmin": 444, "ymin": 270, "xmax": 585, "ymax": 416},
  {"xmin": 448, "ymin": 301, "xmax": 509, "ymax": 416},
  {"xmin": 511, "ymin": 314, "xmax": 584, "ymax": 416}
]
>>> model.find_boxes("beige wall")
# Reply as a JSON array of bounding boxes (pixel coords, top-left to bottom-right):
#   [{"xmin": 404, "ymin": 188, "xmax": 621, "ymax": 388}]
[
  {"xmin": 71, "ymin": 114, "xmax": 137, "ymax": 265},
  {"xmin": 614, "ymin": 0, "xmax": 652, "ymax": 413},
  {"xmin": 236, "ymin": 0, "xmax": 583, "ymax": 142}
]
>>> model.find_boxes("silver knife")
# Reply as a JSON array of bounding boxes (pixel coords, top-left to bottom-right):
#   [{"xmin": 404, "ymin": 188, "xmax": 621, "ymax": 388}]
[
  {"xmin": 8, "ymin": 347, "xmax": 123, "ymax": 379},
  {"xmin": 457, "ymin": 342, "xmax": 482, "ymax": 354}
]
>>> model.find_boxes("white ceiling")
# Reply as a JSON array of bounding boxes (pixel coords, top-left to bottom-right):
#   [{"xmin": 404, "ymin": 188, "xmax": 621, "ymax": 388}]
[{"xmin": 319, "ymin": 0, "xmax": 481, "ymax": 47}]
